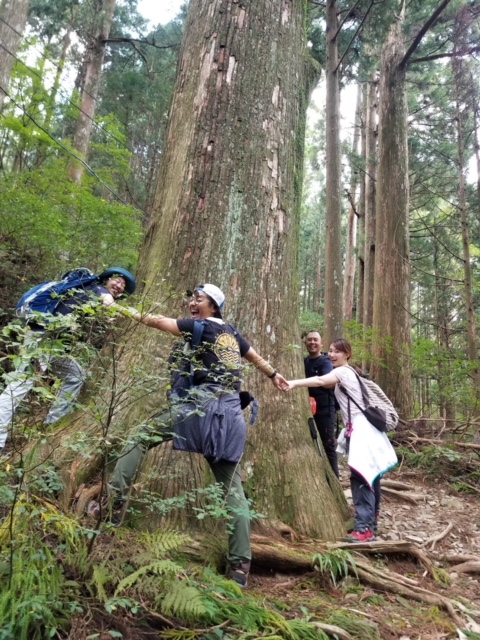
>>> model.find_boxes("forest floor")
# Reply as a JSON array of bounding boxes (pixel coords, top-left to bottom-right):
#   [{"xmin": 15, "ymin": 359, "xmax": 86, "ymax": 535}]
[{"xmin": 245, "ymin": 458, "xmax": 480, "ymax": 640}]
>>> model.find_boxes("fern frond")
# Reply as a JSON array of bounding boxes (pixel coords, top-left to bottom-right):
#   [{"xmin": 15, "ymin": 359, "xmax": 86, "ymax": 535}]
[
  {"xmin": 90, "ymin": 564, "xmax": 112, "ymax": 602},
  {"xmin": 160, "ymin": 581, "xmax": 208, "ymax": 621},
  {"xmin": 138, "ymin": 530, "xmax": 192, "ymax": 558},
  {"xmin": 115, "ymin": 559, "xmax": 182, "ymax": 596}
]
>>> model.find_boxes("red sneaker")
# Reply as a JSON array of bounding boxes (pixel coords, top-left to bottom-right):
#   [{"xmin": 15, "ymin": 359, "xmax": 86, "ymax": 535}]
[{"xmin": 344, "ymin": 529, "xmax": 376, "ymax": 543}]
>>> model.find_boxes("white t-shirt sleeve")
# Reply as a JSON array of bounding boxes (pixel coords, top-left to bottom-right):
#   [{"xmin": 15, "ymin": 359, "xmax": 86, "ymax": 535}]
[{"xmin": 334, "ymin": 366, "xmax": 365, "ymax": 421}]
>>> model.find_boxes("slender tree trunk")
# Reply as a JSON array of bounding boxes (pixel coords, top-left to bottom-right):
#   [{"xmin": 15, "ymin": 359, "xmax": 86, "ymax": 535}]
[
  {"xmin": 324, "ymin": 0, "xmax": 343, "ymax": 344},
  {"xmin": 0, "ymin": 0, "xmax": 29, "ymax": 111},
  {"xmin": 58, "ymin": 0, "xmax": 348, "ymax": 539},
  {"xmin": 452, "ymin": 48, "xmax": 480, "ymax": 412},
  {"xmin": 363, "ymin": 75, "xmax": 377, "ymax": 333},
  {"xmin": 69, "ymin": 0, "xmax": 117, "ymax": 183},
  {"xmin": 434, "ymin": 244, "xmax": 455, "ymax": 422},
  {"xmin": 342, "ymin": 83, "xmax": 361, "ymax": 321},
  {"xmin": 371, "ymin": 16, "xmax": 412, "ymax": 415},
  {"xmin": 473, "ymin": 97, "xmax": 480, "ymax": 229},
  {"xmin": 356, "ymin": 83, "xmax": 367, "ymax": 325}
]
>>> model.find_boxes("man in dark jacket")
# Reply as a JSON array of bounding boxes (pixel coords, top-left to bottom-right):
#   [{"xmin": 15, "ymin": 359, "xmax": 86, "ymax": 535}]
[{"xmin": 304, "ymin": 331, "xmax": 339, "ymax": 477}]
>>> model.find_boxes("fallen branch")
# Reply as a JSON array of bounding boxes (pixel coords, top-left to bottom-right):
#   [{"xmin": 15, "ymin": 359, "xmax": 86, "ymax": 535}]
[{"xmin": 408, "ymin": 435, "xmax": 480, "ymax": 451}]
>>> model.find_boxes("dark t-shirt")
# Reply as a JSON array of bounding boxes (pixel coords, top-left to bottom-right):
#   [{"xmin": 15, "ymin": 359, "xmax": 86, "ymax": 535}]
[
  {"xmin": 176, "ymin": 318, "xmax": 250, "ymax": 390},
  {"xmin": 304, "ymin": 354, "xmax": 336, "ymax": 411}
]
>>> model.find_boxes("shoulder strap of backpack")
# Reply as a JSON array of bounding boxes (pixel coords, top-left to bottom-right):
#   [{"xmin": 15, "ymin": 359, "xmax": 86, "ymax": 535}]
[
  {"xmin": 191, "ymin": 320, "xmax": 206, "ymax": 347},
  {"xmin": 345, "ymin": 364, "xmax": 370, "ymax": 408}
]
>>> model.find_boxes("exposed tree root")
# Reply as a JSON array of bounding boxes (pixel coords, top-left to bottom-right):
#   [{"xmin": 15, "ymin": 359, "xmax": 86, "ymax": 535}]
[
  {"xmin": 250, "ymin": 534, "xmax": 477, "ymax": 626},
  {"xmin": 450, "ymin": 561, "xmax": 480, "ymax": 574},
  {"xmin": 353, "ymin": 566, "xmax": 464, "ymax": 626},
  {"xmin": 423, "ymin": 521, "xmax": 454, "ymax": 550},
  {"xmin": 380, "ymin": 486, "xmax": 420, "ymax": 503},
  {"xmin": 73, "ymin": 481, "xmax": 102, "ymax": 517},
  {"xmin": 381, "ymin": 479, "xmax": 417, "ymax": 491},
  {"xmin": 333, "ymin": 540, "xmax": 436, "ymax": 577}
]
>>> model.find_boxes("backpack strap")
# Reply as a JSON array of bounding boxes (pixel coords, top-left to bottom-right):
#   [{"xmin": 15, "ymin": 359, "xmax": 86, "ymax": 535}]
[
  {"xmin": 191, "ymin": 319, "xmax": 206, "ymax": 347},
  {"xmin": 345, "ymin": 365, "xmax": 371, "ymax": 409}
]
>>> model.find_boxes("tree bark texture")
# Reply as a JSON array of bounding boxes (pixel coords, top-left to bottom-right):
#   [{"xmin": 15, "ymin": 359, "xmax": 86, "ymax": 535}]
[
  {"xmin": 452, "ymin": 50, "xmax": 480, "ymax": 411},
  {"xmin": 0, "ymin": 0, "xmax": 29, "ymax": 111},
  {"xmin": 95, "ymin": 0, "xmax": 348, "ymax": 539},
  {"xmin": 69, "ymin": 0, "xmax": 117, "ymax": 183},
  {"xmin": 342, "ymin": 82, "xmax": 361, "ymax": 322},
  {"xmin": 371, "ymin": 18, "xmax": 412, "ymax": 415},
  {"xmin": 323, "ymin": 0, "xmax": 343, "ymax": 345},
  {"xmin": 363, "ymin": 75, "xmax": 377, "ymax": 333},
  {"xmin": 356, "ymin": 83, "xmax": 367, "ymax": 325}
]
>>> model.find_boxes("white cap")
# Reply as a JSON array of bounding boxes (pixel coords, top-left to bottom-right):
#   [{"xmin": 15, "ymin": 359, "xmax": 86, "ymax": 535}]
[{"xmin": 196, "ymin": 284, "xmax": 225, "ymax": 310}]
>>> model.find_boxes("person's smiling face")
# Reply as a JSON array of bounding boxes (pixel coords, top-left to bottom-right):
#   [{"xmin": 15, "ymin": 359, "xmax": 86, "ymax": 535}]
[
  {"xmin": 328, "ymin": 344, "xmax": 350, "ymax": 368},
  {"xmin": 189, "ymin": 291, "xmax": 217, "ymax": 319},
  {"xmin": 105, "ymin": 276, "xmax": 126, "ymax": 299}
]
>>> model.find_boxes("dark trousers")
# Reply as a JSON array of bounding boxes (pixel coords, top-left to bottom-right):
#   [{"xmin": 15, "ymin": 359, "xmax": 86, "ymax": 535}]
[
  {"xmin": 350, "ymin": 469, "xmax": 381, "ymax": 531},
  {"xmin": 109, "ymin": 406, "xmax": 251, "ymax": 565},
  {"xmin": 313, "ymin": 408, "xmax": 339, "ymax": 477}
]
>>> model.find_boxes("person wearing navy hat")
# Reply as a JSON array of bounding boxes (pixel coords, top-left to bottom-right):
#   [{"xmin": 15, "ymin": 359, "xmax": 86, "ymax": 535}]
[
  {"xmin": 89, "ymin": 283, "xmax": 287, "ymax": 588},
  {"xmin": 98, "ymin": 267, "xmax": 136, "ymax": 297},
  {"xmin": 0, "ymin": 266, "xmax": 136, "ymax": 447}
]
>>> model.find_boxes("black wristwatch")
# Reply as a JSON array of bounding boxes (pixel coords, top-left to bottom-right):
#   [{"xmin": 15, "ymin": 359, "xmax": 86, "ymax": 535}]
[{"xmin": 268, "ymin": 370, "xmax": 278, "ymax": 379}]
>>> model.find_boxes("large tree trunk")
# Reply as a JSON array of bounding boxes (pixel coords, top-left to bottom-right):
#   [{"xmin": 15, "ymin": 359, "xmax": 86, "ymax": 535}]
[
  {"xmin": 69, "ymin": 0, "xmax": 117, "ymax": 183},
  {"xmin": 371, "ymin": 17, "xmax": 412, "ymax": 415},
  {"xmin": 0, "ymin": 0, "xmax": 29, "ymax": 111},
  {"xmin": 323, "ymin": 0, "xmax": 343, "ymax": 344},
  {"xmin": 60, "ymin": 0, "xmax": 348, "ymax": 540}
]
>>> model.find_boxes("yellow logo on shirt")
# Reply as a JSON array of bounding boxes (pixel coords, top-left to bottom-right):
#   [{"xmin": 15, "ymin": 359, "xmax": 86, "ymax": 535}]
[{"xmin": 213, "ymin": 332, "xmax": 240, "ymax": 367}]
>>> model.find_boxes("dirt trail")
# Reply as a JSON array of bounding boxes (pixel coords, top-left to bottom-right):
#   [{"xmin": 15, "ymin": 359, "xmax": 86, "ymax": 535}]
[{"xmin": 250, "ymin": 464, "xmax": 480, "ymax": 639}]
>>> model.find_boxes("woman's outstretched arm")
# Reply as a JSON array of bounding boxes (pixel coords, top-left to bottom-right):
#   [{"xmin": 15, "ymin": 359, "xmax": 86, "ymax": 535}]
[{"xmin": 285, "ymin": 371, "xmax": 339, "ymax": 390}]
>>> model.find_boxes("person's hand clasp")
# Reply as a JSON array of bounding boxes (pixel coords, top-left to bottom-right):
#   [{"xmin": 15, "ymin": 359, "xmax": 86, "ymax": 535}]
[{"xmin": 272, "ymin": 373, "xmax": 289, "ymax": 392}]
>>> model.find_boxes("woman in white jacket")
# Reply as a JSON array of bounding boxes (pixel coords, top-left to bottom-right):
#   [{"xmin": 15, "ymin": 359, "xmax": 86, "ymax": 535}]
[{"xmin": 284, "ymin": 338, "xmax": 397, "ymax": 542}]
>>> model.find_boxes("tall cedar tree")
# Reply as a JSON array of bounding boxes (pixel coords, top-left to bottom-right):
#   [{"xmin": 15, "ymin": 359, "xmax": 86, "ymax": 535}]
[{"xmin": 60, "ymin": 0, "xmax": 348, "ymax": 540}]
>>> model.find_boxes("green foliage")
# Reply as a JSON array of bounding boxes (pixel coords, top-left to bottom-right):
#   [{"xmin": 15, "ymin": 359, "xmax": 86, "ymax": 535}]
[
  {"xmin": 0, "ymin": 495, "xmax": 85, "ymax": 639},
  {"xmin": 327, "ymin": 610, "xmax": 381, "ymax": 640},
  {"xmin": 161, "ymin": 582, "xmax": 209, "ymax": 621},
  {"xmin": 396, "ymin": 444, "xmax": 463, "ymax": 473},
  {"xmin": 312, "ymin": 548, "xmax": 357, "ymax": 586}
]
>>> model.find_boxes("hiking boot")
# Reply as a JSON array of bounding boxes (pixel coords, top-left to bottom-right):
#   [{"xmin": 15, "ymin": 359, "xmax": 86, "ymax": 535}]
[
  {"xmin": 86, "ymin": 496, "xmax": 125, "ymax": 526},
  {"xmin": 343, "ymin": 529, "xmax": 376, "ymax": 543},
  {"xmin": 227, "ymin": 562, "xmax": 251, "ymax": 588}
]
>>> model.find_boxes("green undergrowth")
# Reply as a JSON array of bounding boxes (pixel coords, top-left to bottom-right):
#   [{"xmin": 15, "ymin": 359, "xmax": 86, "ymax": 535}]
[
  {"xmin": 0, "ymin": 493, "xmax": 384, "ymax": 639},
  {"xmin": 396, "ymin": 442, "xmax": 480, "ymax": 492}
]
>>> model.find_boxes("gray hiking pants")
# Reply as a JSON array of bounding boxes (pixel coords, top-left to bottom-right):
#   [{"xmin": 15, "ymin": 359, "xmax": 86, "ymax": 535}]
[
  {"xmin": 109, "ymin": 404, "xmax": 251, "ymax": 566},
  {"xmin": 0, "ymin": 334, "xmax": 86, "ymax": 447}
]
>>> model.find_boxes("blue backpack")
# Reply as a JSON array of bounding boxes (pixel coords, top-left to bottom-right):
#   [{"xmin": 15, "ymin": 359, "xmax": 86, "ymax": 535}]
[{"xmin": 16, "ymin": 268, "xmax": 100, "ymax": 320}]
